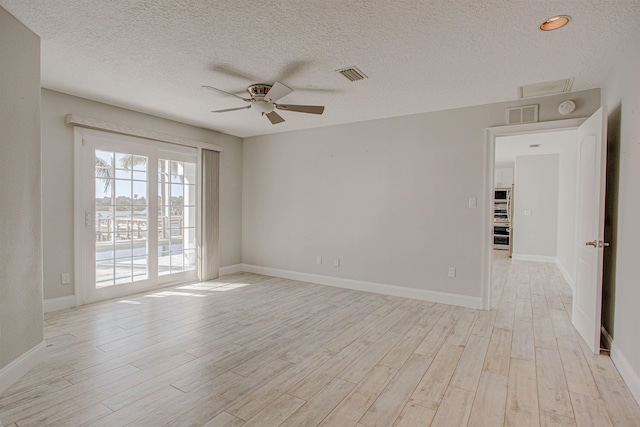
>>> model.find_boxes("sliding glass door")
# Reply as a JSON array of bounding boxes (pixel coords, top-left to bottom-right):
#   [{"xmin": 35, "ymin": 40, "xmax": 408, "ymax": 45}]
[{"xmin": 80, "ymin": 130, "xmax": 198, "ymax": 303}]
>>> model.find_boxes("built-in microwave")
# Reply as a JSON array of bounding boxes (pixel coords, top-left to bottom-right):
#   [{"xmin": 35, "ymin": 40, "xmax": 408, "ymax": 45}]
[{"xmin": 494, "ymin": 189, "xmax": 509, "ymax": 201}]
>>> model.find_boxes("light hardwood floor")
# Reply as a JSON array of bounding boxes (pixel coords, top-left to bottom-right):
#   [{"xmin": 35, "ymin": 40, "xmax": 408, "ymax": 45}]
[{"xmin": 1, "ymin": 253, "xmax": 640, "ymax": 426}]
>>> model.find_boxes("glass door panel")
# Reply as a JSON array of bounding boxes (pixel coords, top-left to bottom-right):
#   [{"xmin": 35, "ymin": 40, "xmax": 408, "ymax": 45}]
[
  {"xmin": 95, "ymin": 150, "xmax": 149, "ymax": 288},
  {"xmin": 158, "ymin": 159, "xmax": 197, "ymax": 275}
]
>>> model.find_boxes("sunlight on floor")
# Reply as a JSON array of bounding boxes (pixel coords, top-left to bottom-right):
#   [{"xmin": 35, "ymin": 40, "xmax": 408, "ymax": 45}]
[
  {"xmin": 144, "ymin": 291, "xmax": 207, "ymax": 298},
  {"xmin": 177, "ymin": 282, "xmax": 251, "ymax": 292}
]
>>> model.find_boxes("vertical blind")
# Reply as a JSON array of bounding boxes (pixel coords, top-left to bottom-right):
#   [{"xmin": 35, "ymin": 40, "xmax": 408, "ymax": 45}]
[{"xmin": 200, "ymin": 149, "xmax": 220, "ymax": 281}]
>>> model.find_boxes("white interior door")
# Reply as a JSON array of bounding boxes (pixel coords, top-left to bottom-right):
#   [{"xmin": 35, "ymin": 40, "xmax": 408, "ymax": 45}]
[{"xmin": 572, "ymin": 106, "xmax": 608, "ymax": 354}]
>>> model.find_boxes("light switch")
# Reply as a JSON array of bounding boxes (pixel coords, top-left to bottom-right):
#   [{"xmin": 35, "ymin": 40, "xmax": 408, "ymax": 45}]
[
  {"xmin": 524, "ymin": 209, "xmax": 532, "ymax": 216},
  {"xmin": 468, "ymin": 198, "xmax": 477, "ymax": 208}
]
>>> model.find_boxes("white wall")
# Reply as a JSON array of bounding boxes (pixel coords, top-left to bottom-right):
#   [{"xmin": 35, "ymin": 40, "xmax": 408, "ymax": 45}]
[
  {"xmin": 0, "ymin": 7, "xmax": 44, "ymax": 388},
  {"xmin": 242, "ymin": 89, "xmax": 600, "ymax": 306},
  {"xmin": 602, "ymin": 30, "xmax": 640, "ymax": 404},
  {"xmin": 512, "ymin": 154, "xmax": 560, "ymax": 260},
  {"xmin": 40, "ymin": 89, "xmax": 243, "ymax": 301}
]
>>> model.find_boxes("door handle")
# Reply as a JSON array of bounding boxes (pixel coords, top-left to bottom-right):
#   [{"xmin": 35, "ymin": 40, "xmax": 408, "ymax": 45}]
[{"xmin": 585, "ymin": 240, "xmax": 597, "ymax": 247}]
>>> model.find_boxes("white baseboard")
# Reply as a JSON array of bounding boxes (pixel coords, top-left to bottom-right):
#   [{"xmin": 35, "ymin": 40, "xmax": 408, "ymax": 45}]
[
  {"xmin": 219, "ymin": 264, "xmax": 243, "ymax": 276},
  {"xmin": 610, "ymin": 341, "xmax": 640, "ymax": 406},
  {"xmin": 0, "ymin": 341, "xmax": 47, "ymax": 394},
  {"xmin": 242, "ymin": 264, "xmax": 482, "ymax": 309},
  {"xmin": 512, "ymin": 253, "xmax": 557, "ymax": 263},
  {"xmin": 43, "ymin": 295, "xmax": 76, "ymax": 313},
  {"xmin": 555, "ymin": 259, "xmax": 575, "ymax": 292}
]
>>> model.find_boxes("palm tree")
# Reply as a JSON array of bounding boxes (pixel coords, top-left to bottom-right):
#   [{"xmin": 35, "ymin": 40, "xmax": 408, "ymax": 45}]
[{"xmin": 95, "ymin": 156, "xmax": 112, "ymax": 193}]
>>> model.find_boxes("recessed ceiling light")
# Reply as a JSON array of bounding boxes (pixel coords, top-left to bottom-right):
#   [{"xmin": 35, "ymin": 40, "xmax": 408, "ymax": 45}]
[{"xmin": 540, "ymin": 15, "xmax": 571, "ymax": 31}]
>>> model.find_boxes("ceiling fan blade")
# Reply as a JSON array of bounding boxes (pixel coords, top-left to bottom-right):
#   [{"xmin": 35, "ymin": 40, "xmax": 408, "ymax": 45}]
[
  {"xmin": 277, "ymin": 60, "xmax": 311, "ymax": 82},
  {"xmin": 211, "ymin": 105, "xmax": 251, "ymax": 113},
  {"xmin": 265, "ymin": 111, "xmax": 285, "ymax": 125},
  {"xmin": 210, "ymin": 64, "xmax": 259, "ymax": 82},
  {"xmin": 202, "ymin": 85, "xmax": 251, "ymax": 102},
  {"xmin": 265, "ymin": 81, "xmax": 293, "ymax": 103},
  {"xmin": 275, "ymin": 104, "xmax": 325, "ymax": 115}
]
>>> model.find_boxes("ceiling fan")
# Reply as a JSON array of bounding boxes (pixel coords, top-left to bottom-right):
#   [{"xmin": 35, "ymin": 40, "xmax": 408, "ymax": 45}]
[{"xmin": 203, "ymin": 81, "xmax": 325, "ymax": 124}]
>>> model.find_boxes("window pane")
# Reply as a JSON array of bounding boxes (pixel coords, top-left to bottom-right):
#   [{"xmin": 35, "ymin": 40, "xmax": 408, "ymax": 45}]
[
  {"xmin": 131, "ymin": 155, "xmax": 148, "ymax": 171},
  {"xmin": 96, "ymin": 150, "xmax": 113, "ymax": 166},
  {"xmin": 182, "ymin": 207, "xmax": 196, "ymax": 227},
  {"xmin": 183, "ymin": 162, "xmax": 196, "ymax": 184},
  {"xmin": 170, "ymin": 236, "xmax": 183, "ymax": 252},
  {"xmin": 158, "ymin": 159, "xmax": 170, "ymax": 181},
  {"xmin": 185, "ymin": 184, "xmax": 196, "ymax": 206},
  {"xmin": 171, "ymin": 251, "xmax": 184, "ymax": 274},
  {"xmin": 133, "ymin": 170, "xmax": 147, "ymax": 180},
  {"xmin": 96, "ymin": 237, "xmax": 115, "ymax": 260},
  {"xmin": 158, "ymin": 240, "xmax": 171, "ymax": 276},
  {"xmin": 96, "ymin": 178, "xmax": 112, "ymax": 201},
  {"xmin": 114, "ymin": 241, "xmax": 133, "ymax": 259},
  {"xmin": 115, "ymin": 179, "xmax": 132, "ymax": 200},
  {"xmin": 171, "ymin": 161, "xmax": 182, "ymax": 181},
  {"xmin": 184, "ymin": 249, "xmax": 197, "ymax": 271},
  {"xmin": 183, "ymin": 228, "xmax": 196, "ymax": 250},
  {"xmin": 96, "ymin": 259, "xmax": 114, "ymax": 286},
  {"xmin": 115, "ymin": 168, "xmax": 132, "ymax": 179},
  {"xmin": 132, "ymin": 181, "xmax": 147, "ymax": 205},
  {"xmin": 171, "ymin": 183, "xmax": 183, "ymax": 202},
  {"xmin": 132, "ymin": 255, "xmax": 148, "ymax": 279}
]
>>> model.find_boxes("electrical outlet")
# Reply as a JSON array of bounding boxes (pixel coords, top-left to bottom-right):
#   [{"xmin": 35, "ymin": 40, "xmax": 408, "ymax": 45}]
[
  {"xmin": 316, "ymin": 256, "xmax": 322, "ymax": 265},
  {"xmin": 334, "ymin": 258, "xmax": 340, "ymax": 267},
  {"xmin": 61, "ymin": 272, "xmax": 71, "ymax": 284},
  {"xmin": 448, "ymin": 267, "xmax": 456, "ymax": 278}
]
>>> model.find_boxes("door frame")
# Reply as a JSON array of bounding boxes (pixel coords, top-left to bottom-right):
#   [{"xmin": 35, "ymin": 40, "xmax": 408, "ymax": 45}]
[
  {"xmin": 73, "ymin": 127, "xmax": 201, "ymax": 306},
  {"xmin": 482, "ymin": 117, "xmax": 587, "ymax": 310}
]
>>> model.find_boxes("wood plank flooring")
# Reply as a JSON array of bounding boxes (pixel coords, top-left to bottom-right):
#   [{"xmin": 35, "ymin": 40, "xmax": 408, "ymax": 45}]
[{"xmin": 1, "ymin": 252, "xmax": 640, "ymax": 426}]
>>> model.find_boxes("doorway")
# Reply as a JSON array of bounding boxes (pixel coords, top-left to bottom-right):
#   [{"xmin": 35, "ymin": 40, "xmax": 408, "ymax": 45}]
[
  {"xmin": 483, "ymin": 109, "xmax": 609, "ymax": 354},
  {"xmin": 483, "ymin": 118, "xmax": 586, "ymax": 310},
  {"xmin": 494, "ymin": 129, "xmax": 578, "ymax": 275}
]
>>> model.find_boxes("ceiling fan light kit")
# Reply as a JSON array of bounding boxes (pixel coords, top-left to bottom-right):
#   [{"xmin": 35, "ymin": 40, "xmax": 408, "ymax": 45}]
[{"xmin": 204, "ymin": 81, "xmax": 325, "ymax": 125}]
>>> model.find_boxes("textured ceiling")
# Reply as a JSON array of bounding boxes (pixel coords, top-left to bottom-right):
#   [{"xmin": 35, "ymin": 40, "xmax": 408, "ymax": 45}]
[{"xmin": 1, "ymin": 1, "xmax": 639, "ymax": 138}]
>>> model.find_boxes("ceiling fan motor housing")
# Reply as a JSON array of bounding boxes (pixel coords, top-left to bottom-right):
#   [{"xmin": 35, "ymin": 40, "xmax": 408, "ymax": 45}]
[{"xmin": 247, "ymin": 84, "xmax": 273, "ymax": 98}]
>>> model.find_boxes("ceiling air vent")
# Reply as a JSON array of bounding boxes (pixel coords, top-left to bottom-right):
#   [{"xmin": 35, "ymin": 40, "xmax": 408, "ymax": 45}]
[
  {"xmin": 336, "ymin": 66, "xmax": 368, "ymax": 82},
  {"xmin": 507, "ymin": 104, "xmax": 539, "ymax": 124}
]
